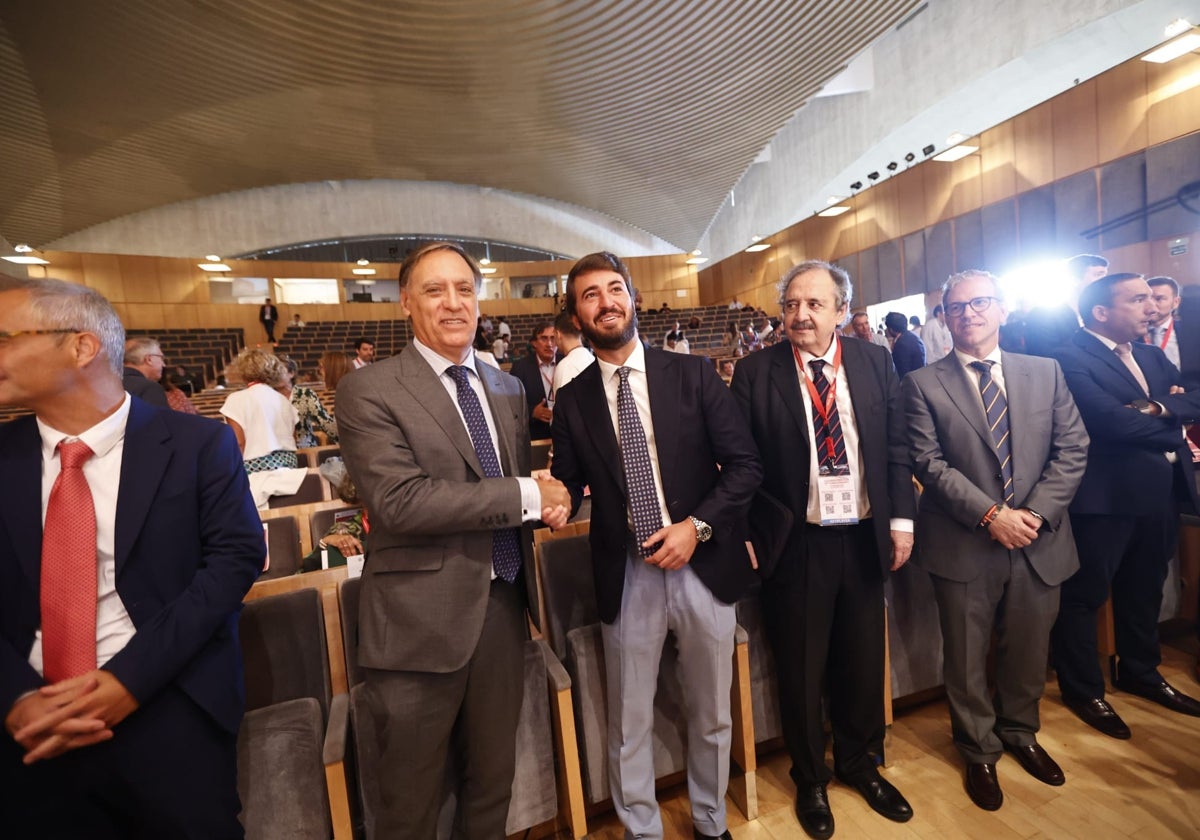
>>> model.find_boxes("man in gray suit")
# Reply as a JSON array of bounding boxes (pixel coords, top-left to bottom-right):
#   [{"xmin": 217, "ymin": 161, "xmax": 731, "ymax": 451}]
[
  {"xmin": 337, "ymin": 241, "xmax": 570, "ymax": 839},
  {"xmin": 902, "ymin": 270, "xmax": 1088, "ymax": 812}
]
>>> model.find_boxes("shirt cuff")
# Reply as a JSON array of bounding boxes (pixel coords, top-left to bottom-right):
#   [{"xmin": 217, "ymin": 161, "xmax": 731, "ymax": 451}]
[
  {"xmin": 517, "ymin": 477, "xmax": 544, "ymax": 523},
  {"xmin": 889, "ymin": 518, "xmax": 914, "ymax": 533}
]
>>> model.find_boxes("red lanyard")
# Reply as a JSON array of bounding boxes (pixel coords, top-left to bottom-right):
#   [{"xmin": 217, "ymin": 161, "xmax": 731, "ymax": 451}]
[
  {"xmin": 540, "ymin": 364, "xmax": 554, "ymax": 393},
  {"xmin": 1153, "ymin": 320, "xmax": 1173, "ymax": 350},
  {"xmin": 794, "ymin": 339, "xmax": 842, "ymax": 461}
]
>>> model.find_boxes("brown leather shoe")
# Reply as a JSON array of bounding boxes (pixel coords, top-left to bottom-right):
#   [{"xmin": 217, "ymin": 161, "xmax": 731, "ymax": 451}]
[
  {"xmin": 964, "ymin": 763, "xmax": 1003, "ymax": 811},
  {"xmin": 965, "ymin": 763, "xmax": 1003, "ymax": 811},
  {"xmin": 1062, "ymin": 695, "xmax": 1132, "ymax": 739},
  {"xmin": 1004, "ymin": 742, "xmax": 1065, "ymax": 786}
]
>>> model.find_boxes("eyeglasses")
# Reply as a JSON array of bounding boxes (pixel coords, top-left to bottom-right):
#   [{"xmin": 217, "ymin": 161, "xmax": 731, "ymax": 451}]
[
  {"xmin": 945, "ymin": 297, "xmax": 1000, "ymax": 318},
  {"xmin": 0, "ymin": 328, "xmax": 80, "ymax": 345},
  {"xmin": 145, "ymin": 353, "xmax": 165, "ymax": 362}
]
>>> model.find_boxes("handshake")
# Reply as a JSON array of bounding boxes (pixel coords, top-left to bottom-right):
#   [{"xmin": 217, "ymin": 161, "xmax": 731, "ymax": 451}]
[{"xmin": 536, "ymin": 472, "xmax": 571, "ymax": 529}]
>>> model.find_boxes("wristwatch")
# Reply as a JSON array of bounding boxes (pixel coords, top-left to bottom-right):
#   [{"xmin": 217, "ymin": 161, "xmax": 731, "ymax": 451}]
[{"xmin": 689, "ymin": 516, "xmax": 713, "ymax": 542}]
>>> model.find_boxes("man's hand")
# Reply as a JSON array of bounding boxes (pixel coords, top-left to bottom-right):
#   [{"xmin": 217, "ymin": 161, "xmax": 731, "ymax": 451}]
[
  {"xmin": 643, "ymin": 521, "xmax": 698, "ymax": 571},
  {"xmin": 541, "ymin": 505, "xmax": 570, "ymax": 530},
  {"xmin": 889, "ymin": 530, "xmax": 914, "ymax": 571},
  {"xmin": 987, "ymin": 507, "xmax": 1041, "ymax": 549},
  {"xmin": 537, "ymin": 475, "xmax": 570, "ymax": 510},
  {"xmin": 5, "ymin": 675, "xmax": 113, "ymax": 764},
  {"xmin": 321, "ymin": 532, "xmax": 362, "ymax": 556},
  {"xmin": 532, "ymin": 400, "xmax": 553, "ymax": 424},
  {"xmin": 15, "ymin": 670, "xmax": 138, "ymax": 764}
]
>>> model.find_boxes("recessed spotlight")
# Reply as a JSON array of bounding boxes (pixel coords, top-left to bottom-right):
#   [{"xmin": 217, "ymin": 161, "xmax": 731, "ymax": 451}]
[
  {"xmin": 922, "ymin": 144, "xmax": 936, "ymax": 156},
  {"xmin": 745, "ymin": 243, "xmax": 771, "ymax": 253},
  {"xmin": 886, "ymin": 161, "xmax": 898, "ymax": 171},
  {"xmin": 691, "ymin": 249, "xmax": 703, "ymax": 256},
  {"xmin": 479, "ymin": 257, "xmax": 491, "ymax": 266},
  {"xmin": 13, "ymin": 243, "xmax": 33, "ymax": 253},
  {"xmin": 750, "ymin": 235, "xmax": 762, "ymax": 242},
  {"xmin": 904, "ymin": 152, "xmax": 916, "ymax": 163},
  {"xmin": 356, "ymin": 258, "xmax": 369, "ymax": 266},
  {"xmin": 205, "ymin": 254, "xmax": 221, "ymax": 262},
  {"xmin": 946, "ymin": 132, "xmax": 968, "ymax": 146}
]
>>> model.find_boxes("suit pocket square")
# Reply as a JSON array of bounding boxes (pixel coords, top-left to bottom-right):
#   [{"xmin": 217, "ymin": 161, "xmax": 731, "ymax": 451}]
[{"xmin": 748, "ymin": 488, "xmax": 794, "ymax": 579}]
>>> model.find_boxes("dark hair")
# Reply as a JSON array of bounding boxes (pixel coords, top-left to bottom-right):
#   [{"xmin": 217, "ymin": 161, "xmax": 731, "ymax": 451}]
[
  {"xmin": 530, "ymin": 320, "xmax": 555, "ymax": 340},
  {"xmin": 1065, "ymin": 253, "xmax": 1108, "ymax": 282},
  {"xmin": 564, "ymin": 251, "xmax": 634, "ymax": 317},
  {"xmin": 554, "ymin": 310, "xmax": 581, "ymax": 338},
  {"xmin": 397, "ymin": 241, "xmax": 483, "ymax": 292},
  {"xmin": 884, "ymin": 311, "xmax": 908, "ymax": 333},
  {"xmin": 354, "ymin": 337, "xmax": 374, "ymax": 351},
  {"xmin": 933, "ymin": 304, "xmax": 943, "ymax": 317},
  {"xmin": 1148, "ymin": 276, "xmax": 1180, "ymax": 296},
  {"xmin": 1077, "ymin": 272, "xmax": 1144, "ymax": 327},
  {"xmin": 909, "ymin": 315, "xmax": 921, "ymax": 327}
]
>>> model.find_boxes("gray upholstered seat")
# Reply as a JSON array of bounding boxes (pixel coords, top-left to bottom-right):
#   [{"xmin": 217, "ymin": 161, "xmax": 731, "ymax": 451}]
[{"xmin": 260, "ymin": 515, "xmax": 301, "ymax": 580}]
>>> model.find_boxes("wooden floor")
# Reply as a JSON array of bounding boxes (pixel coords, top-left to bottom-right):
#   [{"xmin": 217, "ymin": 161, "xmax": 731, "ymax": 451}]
[{"xmin": 575, "ymin": 643, "xmax": 1200, "ymax": 839}]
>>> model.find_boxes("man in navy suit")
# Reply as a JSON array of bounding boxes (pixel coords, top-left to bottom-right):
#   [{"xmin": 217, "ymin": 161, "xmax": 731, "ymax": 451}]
[
  {"xmin": 1051, "ymin": 273, "xmax": 1200, "ymax": 739},
  {"xmin": 509, "ymin": 319, "xmax": 558, "ymax": 440},
  {"xmin": 0, "ymin": 275, "xmax": 264, "ymax": 838},
  {"xmin": 884, "ymin": 311, "xmax": 925, "ymax": 378},
  {"xmin": 551, "ymin": 252, "xmax": 761, "ymax": 840}
]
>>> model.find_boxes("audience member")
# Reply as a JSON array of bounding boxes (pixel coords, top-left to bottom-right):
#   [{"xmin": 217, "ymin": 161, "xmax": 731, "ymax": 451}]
[
  {"xmin": 220, "ymin": 348, "xmax": 303, "ymax": 507},
  {"xmin": 352, "ymin": 337, "xmax": 375, "ymax": 369},
  {"xmin": 902, "ymin": 270, "xmax": 1088, "ymax": 811},
  {"xmin": 473, "ymin": 332, "xmax": 500, "ymax": 368},
  {"xmin": 849, "ymin": 311, "xmax": 888, "ymax": 347},
  {"xmin": 258, "ymin": 297, "xmax": 279, "ymax": 344},
  {"xmin": 162, "ymin": 377, "xmax": 199, "ymax": 415},
  {"xmin": 885, "ymin": 311, "xmax": 925, "ymax": 378},
  {"xmin": 732, "ymin": 260, "xmax": 915, "ymax": 839},
  {"xmin": 320, "ymin": 351, "xmax": 353, "ymax": 391},
  {"xmin": 908, "ymin": 314, "xmax": 923, "ymax": 338},
  {"xmin": 921, "ymin": 304, "xmax": 953, "ymax": 362},
  {"xmin": 510, "ymin": 320, "xmax": 558, "ymax": 440},
  {"xmin": 552, "ymin": 251, "xmax": 761, "ymax": 840},
  {"xmin": 1146, "ymin": 276, "xmax": 1182, "ymax": 369},
  {"xmin": 551, "ymin": 309, "xmax": 593, "ymax": 398},
  {"xmin": 1051, "ymin": 273, "xmax": 1200, "ymax": 738},
  {"xmin": 718, "ymin": 358, "xmax": 736, "ymax": 384},
  {"xmin": 497, "ymin": 316, "xmax": 512, "ymax": 341},
  {"xmin": 122, "ymin": 337, "xmax": 168, "ymax": 408},
  {"xmin": 1023, "ymin": 254, "xmax": 1108, "ymax": 358},
  {"xmin": 0, "ymin": 274, "xmax": 263, "ymax": 838},
  {"xmin": 278, "ymin": 356, "xmax": 337, "ymax": 447},
  {"xmin": 722, "ymin": 320, "xmax": 745, "ymax": 356},
  {"xmin": 336, "ymin": 241, "xmax": 569, "ymax": 838},
  {"xmin": 291, "ymin": 313, "xmax": 305, "ymax": 329}
]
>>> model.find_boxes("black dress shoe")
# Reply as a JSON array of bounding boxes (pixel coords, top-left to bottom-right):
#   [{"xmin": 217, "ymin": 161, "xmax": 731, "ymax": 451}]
[
  {"xmin": 1004, "ymin": 742, "xmax": 1065, "ymax": 786},
  {"xmin": 1062, "ymin": 695, "xmax": 1132, "ymax": 739},
  {"xmin": 836, "ymin": 770, "xmax": 913, "ymax": 823},
  {"xmin": 1114, "ymin": 678, "xmax": 1200, "ymax": 717},
  {"xmin": 794, "ymin": 783, "xmax": 835, "ymax": 840},
  {"xmin": 965, "ymin": 762, "xmax": 1003, "ymax": 811},
  {"xmin": 693, "ymin": 830, "xmax": 732, "ymax": 840}
]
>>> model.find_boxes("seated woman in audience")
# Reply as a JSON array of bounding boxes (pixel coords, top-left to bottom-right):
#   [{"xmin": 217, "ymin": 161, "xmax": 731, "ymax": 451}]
[
  {"xmin": 278, "ymin": 356, "xmax": 337, "ymax": 447},
  {"xmin": 722, "ymin": 320, "xmax": 744, "ymax": 356},
  {"xmin": 741, "ymin": 321, "xmax": 760, "ymax": 353},
  {"xmin": 301, "ymin": 458, "xmax": 369, "ymax": 572},
  {"xmin": 162, "ymin": 377, "xmax": 199, "ymax": 415},
  {"xmin": 320, "ymin": 350, "xmax": 353, "ymax": 391},
  {"xmin": 220, "ymin": 349, "xmax": 305, "ymax": 507}
]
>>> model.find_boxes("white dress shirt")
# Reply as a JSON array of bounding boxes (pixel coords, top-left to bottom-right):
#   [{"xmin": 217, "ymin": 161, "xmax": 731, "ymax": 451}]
[
  {"xmin": 30, "ymin": 394, "xmax": 135, "ymax": 676},
  {"xmin": 795, "ymin": 338, "xmax": 913, "ymax": 532},
  {"xmin": 923, "ymin": 317, "xmax": 954, "ymax": 363},
  {"xmin": 955, "ymin": 346, "xmax": 1007, "ymax": 400},
  {"xmin": 412, "ymin": 338, "xmax": 542, "ymax": 524},
  {"xmin": 595, "ymin": 341, "xmax": 673, "ymax": 528},
  {"xmin": 1147, "ymin": 319, "xmax": 1180, "ymax": 369},
  {"xmin": 552, "ymin": 345, "xmax": 594, "ymax": 399}
]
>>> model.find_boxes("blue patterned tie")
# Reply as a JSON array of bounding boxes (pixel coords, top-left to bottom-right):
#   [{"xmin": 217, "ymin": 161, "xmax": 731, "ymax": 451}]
[
  {"xmin": 808, "ymin": 360, "xmax": 847, "ymax": 470},
  {"xmin": 969, "ymin": 361, "xmax": 1014, "ymax": 505},
  {"xmin": 616, "ymin": 367, "xmax": 665, "ymax": 558},
  {"xmin": 447, "ymin": 365, "xmax": 522, "ymax": 582}
]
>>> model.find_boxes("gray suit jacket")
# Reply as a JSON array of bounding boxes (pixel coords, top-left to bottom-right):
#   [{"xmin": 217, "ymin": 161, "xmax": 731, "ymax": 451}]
[
  {"xmin": 901, "ymin": 351, "xmax": 1089, "ymax": 585},
  {"xmin": 336, "ymin": 345, "xmax": 536, "ymax": 673}
]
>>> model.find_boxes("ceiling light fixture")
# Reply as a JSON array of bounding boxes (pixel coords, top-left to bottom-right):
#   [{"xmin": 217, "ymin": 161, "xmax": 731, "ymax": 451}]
[
  {"xmin": 945, "ymin": 132, "xmax": 968, "ymax": 145},
  {"xmin": 932, "ymin": 144, "xmax": 979, "ymax": 162},
  {"xmin": 351, "ymin": 267, "xmax": 376, "ymax": 276},
  {"xmin": 886, "ymin": 161, "xmax": 898, "ymax": 171},
  {"xmin": 691, "ymin": 249, "xmax": 703, "ymax": 256},
  {"xmin": 904, "ymin": 152, "xmax": 916, "ymax": 163},
  {"xmin": 205, "ymin": 254, "xmax": 221, "ymax": 262},
  {"xmin": 685, "ymin": 256, "xmax": 709, "ymax": 265},
  {"xmin": 1142, "ymin": 27, "xmax": 1200, "ymax": 63},
  {"xmin": 480, "ymin": 267, "xmax": 498, "ymax": 275},
  {"xmin": 750, "ymin": 235, "xmax": 763, "ymax": 242},
  {"xmin": 198, "ymin": 262, "xmax": 231, "ymax": 272},
  {"xmin": 13, "ymin": 243, "xmax": 33, "ymax": 253},
  {"xmin": 356, "ymin": 258, "xmax": 369, "ymax": 266},
  {"xmin": 850, "ymin": 181, "xmax": 863, "ymax": 190},
  {"xmin": 867, "ymin": 171, "xmax": 880, "ymax": 181},
  {"xmin": 745, "ymin": 243, "xmax": 771, "ymax": 253},
  {"xmin": 3, "ymin": 254, "xmax": 50, "ymax": 265},
  {"xmin": 922, "ymin": 144, "xmax": 936, "ymax": 156},
  {"xmin": 479, "ymin": 257, "xmax": 491, "ymax": 266},
  {"xmin": 817, "ymin": 205, "xmax": 852, "ymax": 217}
]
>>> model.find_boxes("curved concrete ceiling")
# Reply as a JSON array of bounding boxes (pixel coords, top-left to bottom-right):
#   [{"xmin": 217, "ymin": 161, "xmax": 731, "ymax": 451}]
[{"xmin": 0, "ymin": 0, "xmax": 923, "ymax": 252}]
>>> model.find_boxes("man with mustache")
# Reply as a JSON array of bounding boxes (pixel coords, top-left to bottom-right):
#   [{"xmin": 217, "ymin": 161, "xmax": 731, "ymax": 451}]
[
  {"xmin": 551, "ymin": 251, "xmax": 761, "ymax": 840},
  {"xmin": 731, "ymin": 260, "xmax": 915, "ymax": 838}
]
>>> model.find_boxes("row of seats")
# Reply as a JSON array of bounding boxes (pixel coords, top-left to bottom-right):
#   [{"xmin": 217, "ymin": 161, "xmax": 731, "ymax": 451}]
[{"xmin": 127, "ymin": 326, "xmax": 244, "ymax": 385}]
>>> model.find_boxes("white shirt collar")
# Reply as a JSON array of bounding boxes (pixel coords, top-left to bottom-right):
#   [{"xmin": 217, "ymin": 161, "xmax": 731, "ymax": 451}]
[
  {"xmin": 796, "ymin": 335, "xmax": 838, "ymax": 368},
  {"xmin": 37, "ymin": 392, "xmax": 131, "ymax": 463},
  {"xmin": 1083, "ymin": 328, "xmax": 1120, "ymax": 352},
  {"xmin": 413, "ymin": 336, "xmax": 477, "ymax": 379},
  {"xmin": 596, "ymin": 339, "xmax": 646, "ymax": 382},
  {"xmin": 953, "ymin": 344, "xmax": 1003, "ymax": 370}
]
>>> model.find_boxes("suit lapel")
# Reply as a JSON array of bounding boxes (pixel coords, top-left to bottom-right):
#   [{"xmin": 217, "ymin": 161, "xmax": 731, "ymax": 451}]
[
  {"xmin": 1075, "ymin": 330, "xmax": 1145, "ymax": 396},
  {"xmin": 840, "ymin": 337, "xmax": 880, "ymax": 424},
  {"xmin": 934, "ymin": 354, "xmax": 996, "ymax": 455},
  {"xmin": 474, "ymin": 357, "xmax": 520, "ymax": 477},
  {"xmin": 768, "ymin": 342, "xmax": 811, "ymax": 439},
  {"xmin": 645, "ymin": 348, "xmax": 680, "ymax": 488},
  {"xmin": 574, "ymin": 361, "xmax": 624, "ymax": 489},
  {"xmin": 1000, "ymin": 352, "xmax": 1030, "ymax": 473},
  {"xmin": 0, "ymin": 417, "xmax": 46, "ymax": 588},
  {"xmin": 115, "ymin": 400, "xmax": 172, "ymax": 577},
  {"xmin": 399, "ymin": 346, "xmax": 483, "ymax": 478}
]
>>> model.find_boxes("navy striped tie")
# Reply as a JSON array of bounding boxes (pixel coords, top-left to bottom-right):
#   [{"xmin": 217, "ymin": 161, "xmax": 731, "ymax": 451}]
[
  {"xmin": 969, "ymin": 361, "xmax": 1014, "ymax": 505},
  {"xmin": 447, "ymin": 365, "xmax": 522, "ymax": 582},
  {"xmin": 809, "ymin": 360, "xmax": 847, "ymax": 471}
]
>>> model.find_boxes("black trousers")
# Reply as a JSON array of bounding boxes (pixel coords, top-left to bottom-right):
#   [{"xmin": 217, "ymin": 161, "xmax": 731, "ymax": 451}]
[
  {"xmin": 761, "ymin": 521, "xmax": 885, "ymax": 786},
  {"xmin": 1052, "ymin": 510, "xmax": 1177, "ymax": 700},
  {"xmin": 1, "ymin": 685, "xmax": 242, "ymax": 839}
]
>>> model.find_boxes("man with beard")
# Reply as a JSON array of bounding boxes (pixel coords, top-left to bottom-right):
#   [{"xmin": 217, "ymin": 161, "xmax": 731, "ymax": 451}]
[
  {"xmin": 731, "ymin": 260, "xmax": 915, "ymax": 839},
  {"xmin": 551, "ymin": 251, "xmax": 762, "ymax": 840}
]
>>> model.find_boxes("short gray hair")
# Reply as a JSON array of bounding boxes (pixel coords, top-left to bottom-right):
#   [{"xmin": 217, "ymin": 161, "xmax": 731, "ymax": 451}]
[
  {"xmin": 124, "ymin": 336, "xmax": 161, "ymax": 365},
  {"xmin": 942, "ymin": 269, "xmax": 1004, "ymax": 309},
  {"xmin": 778, "ymin": 260, "xmax": 853, "ymax": 325},
  {"xmin": 0, "ymin": 274, "xmax": 125, "ymax": 377}
]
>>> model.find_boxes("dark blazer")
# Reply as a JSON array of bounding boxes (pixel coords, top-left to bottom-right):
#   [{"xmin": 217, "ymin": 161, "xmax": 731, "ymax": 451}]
[
  {"xmin": 551, "ymin": 347, "xmax": 762, "ymax": 623},
  {"xmin": 258, "ymin": 304, "xmax": 277, "ymax": 324},
  {"xmin": 0, "ymin": 398, "xmax": 264, "ymax": 735},
  {"xmin": 902, "ymin": 351, "xmax": 1089, "ymax": 585},
  {"xmin": 1055, "ymin": 329, "xmax": 1200, "ymax": 516},
  {"xmin": 730, "ymin": 337, "xmax": 916, "ymax": 575},
  {"xmin": 509, "ymin": 352, "xmax": 554, "ymax": 440},
  {"xmin": 336, "ymin": 346, "xmax": 538, "ymax": 672},
  {"xmin": 890, "ymin": 330, "xmax": 926, "ymax": 379},
  {"xmin": 122, "ymin": 367, "xmax": 168, "ymax": 408},
  {"xmin": 1024, "ymin": 303, "xmax": 1079, "ymax": 358}
]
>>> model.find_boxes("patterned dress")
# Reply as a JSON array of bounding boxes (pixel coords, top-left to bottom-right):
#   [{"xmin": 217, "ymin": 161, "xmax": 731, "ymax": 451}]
[{"xmin": 291, "ymin": 385, "xmax": 338, "ymax": 448}]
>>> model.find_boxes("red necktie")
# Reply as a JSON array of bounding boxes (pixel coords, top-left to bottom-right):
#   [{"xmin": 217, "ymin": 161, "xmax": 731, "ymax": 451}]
[{"xmin": 40, "ymin": 440, "xmax": 98, "ymax": 682}]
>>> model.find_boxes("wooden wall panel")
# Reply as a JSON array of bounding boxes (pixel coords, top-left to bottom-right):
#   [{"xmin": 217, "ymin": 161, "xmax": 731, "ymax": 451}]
[
  {"xmin": 980, "ymin": 121, "xmax": 1017, "ymax": 207},
  {"xmin": 923, "ymin": 159, "xmax": 957, "ymax": 225},
  {"xmin": 1097, "ymin": 58, "xmax": 1148, "ymax": 162},
  {"xmin": 1053, "ymin": 170, "xmax": 1100, "ymax": 255},
  {"xmin": 980, "ymin": 199, "xmax": 1019, "ymax": 274},
  {"xmin": 925, "ymin": 222, "xmax": 954, "ymax": 293},
  {"xmin": 1051, "ymin": 80, "xmax": 1099, "ymax": 179},
  {"xmin": 1099, "ymin": 152, "xmax": 1148, "ymax": 251},
  {"xmin": 877, "ymin": 239, "xmax": 903, "ymax": 302},
  {"xmin": 953, "ymin": 210, "xmax": 984, "ymax": 273},
  {"xmin": 1013, "ymin": 101, "xmax": 1055, "ymax": 193},
  {"xmin": 857, "ymin": 245, "xmax": 880, "ymax": 306},
  {"xmin": 902, "ymin": 231, "xmax": 927, "ymax": 294},
  {"xmin": 79, "ymin": 253, "xmax": 124, "ymax": 303},
  {"xmin": 1146, "ymin": 52, "xmax": 1200, "ymax": 146},
  {"xmin": 1017, "ymin": 185, "xmax": 1057, "ymax": 261},
  {"xmin": 947, "ymin": 153, "xmax": 983, "ymax": 219},
  {"xmin": 894, "ymin": 165, "xmax": 929, "ymax": 236},
  {"xmin": 1145, "ymin": 132, "xmax": 1200, "ymax": 242}
]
